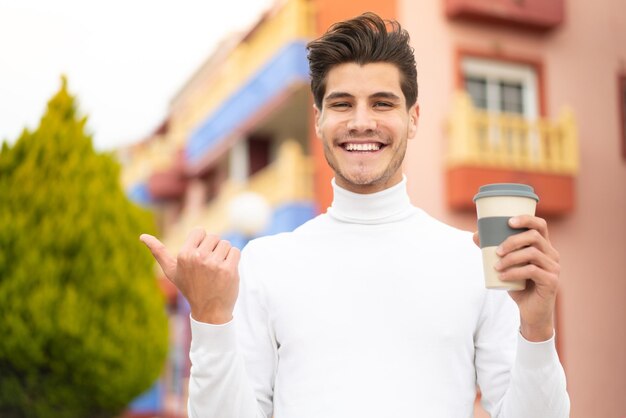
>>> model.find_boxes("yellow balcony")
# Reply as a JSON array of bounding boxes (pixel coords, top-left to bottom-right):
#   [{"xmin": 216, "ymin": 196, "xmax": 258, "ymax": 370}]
[
  {"xmin": 163, "ymin": 140, "xmax": 314, "ymax": 251},
  {"xmin": 446, "ymin": 92, "xmax": 579, "ymax": 216}
]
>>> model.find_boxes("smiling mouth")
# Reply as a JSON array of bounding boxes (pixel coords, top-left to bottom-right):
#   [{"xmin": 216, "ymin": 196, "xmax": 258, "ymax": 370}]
[{"xmin": 341, "ymin": 142, "xmax": 385, "ymax": 152}]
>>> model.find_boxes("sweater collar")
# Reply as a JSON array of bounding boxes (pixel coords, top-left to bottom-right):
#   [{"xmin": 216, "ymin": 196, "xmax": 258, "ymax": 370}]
[{"xmin": 327, "ymin": 176, "xmax": 415, "ymax": 224}]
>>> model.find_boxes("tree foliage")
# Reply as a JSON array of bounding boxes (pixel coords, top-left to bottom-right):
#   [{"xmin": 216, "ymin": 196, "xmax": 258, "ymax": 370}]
[{"xmin": 0, "ymin": 77, "xmax": 168, "ymax": 418}]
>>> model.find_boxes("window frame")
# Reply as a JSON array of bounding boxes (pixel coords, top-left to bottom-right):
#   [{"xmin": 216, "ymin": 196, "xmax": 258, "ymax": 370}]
[
  {"xmin": 462, "ymin": 56, "xmax": 539, "ymax": 120},
  {"xmin": 455, "ymin": 49, "xmax": 546, "ymax": 118}
]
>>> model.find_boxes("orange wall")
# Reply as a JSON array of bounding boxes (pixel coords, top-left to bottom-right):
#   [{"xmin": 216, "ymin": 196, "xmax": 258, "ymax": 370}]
[
  {"xmin": 309, "ymin": 0, "xmax": 397, "ymax": 212},
  {"xmin": 401, "ymin": 0, "xmax": 626, "ymax": 416}
]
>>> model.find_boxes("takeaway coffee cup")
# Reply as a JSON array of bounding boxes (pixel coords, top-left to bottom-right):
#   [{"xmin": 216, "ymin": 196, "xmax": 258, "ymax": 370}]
[{"xmin": 473, "ymin": 183, "xmax": 539, "ymax": 290}]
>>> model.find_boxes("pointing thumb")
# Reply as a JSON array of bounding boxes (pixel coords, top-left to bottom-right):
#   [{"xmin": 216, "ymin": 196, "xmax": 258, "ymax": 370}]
[{"xmin": 140, "ymin": 234, "xmax": 177, "ymax": 281}]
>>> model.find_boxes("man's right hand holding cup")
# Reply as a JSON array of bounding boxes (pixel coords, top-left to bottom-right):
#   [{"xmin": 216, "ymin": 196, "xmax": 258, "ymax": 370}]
[{"xmin": 139, "ymin": 227, "xmax": 241, "ymax": 325}]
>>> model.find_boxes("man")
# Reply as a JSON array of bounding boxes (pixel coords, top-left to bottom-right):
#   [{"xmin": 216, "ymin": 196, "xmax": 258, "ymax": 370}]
[{"xmin": 140, "ymin": 13, "xmax": 569, "ymax": 418}]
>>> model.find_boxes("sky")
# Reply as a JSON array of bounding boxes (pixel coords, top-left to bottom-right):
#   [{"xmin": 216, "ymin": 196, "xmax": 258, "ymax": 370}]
[{"xmin": 0, "ymin": 0, "xmax": 274, "ymax": 151}]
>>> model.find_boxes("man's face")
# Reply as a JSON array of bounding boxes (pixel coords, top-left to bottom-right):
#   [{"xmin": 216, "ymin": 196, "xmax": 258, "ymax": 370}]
[{"xmin": 314, "ymin": 62, "xmax": 419, "ymax": 194}]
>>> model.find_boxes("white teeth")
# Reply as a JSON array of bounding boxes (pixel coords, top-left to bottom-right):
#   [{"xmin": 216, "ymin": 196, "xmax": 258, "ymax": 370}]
[{"xmin": 345, "ymin": 143, "xmax": 381, "ymax": 151}]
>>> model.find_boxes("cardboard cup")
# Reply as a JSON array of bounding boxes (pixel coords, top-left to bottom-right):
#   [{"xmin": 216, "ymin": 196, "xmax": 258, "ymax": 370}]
[{"xmin": 473, "ymin": 184, "xmax": 539, "ymax": 290}]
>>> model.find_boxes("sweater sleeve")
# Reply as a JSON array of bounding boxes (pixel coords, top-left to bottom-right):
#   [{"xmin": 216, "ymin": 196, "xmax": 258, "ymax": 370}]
[
  {"xmin": 475, "ymin": 291, "xmax": 570, "ymax": 418},
  {"xmin": 498, "ymin": 332, "xmax": 570, "ymax": 417},
  {"xmin": 187, "ymin": 244, "xmax": 277, "ymax": 418}
]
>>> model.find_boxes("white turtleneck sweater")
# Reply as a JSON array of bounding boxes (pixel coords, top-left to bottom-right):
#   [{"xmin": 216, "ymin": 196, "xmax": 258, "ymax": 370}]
[{"xmin": 188, "ymin": 178, "xmax": 569, "ymax": 418}]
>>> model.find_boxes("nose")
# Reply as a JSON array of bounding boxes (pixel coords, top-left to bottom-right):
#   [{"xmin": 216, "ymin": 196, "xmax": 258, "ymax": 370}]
[{"xmin": 347, "ymin": 105, "xmax": 377, "ymax": 132}]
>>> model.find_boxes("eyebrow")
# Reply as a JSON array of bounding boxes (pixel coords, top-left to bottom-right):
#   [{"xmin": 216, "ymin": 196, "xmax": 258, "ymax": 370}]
[{"xmin": 324, "ymin": 91, "xmax": 402, "ymax": 102}]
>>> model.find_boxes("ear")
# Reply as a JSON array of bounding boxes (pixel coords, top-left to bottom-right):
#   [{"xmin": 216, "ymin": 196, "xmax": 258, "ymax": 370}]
[
  {"xmin": 313, "ymin": 104, "xmax": 322, "ymax": 138},
  {"xmin": 408, "ymin": 104, "xmax": 419, "ymax": 139}
]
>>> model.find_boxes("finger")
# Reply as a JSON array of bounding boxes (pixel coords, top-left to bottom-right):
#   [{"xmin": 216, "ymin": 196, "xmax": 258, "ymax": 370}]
[
  {"xmin": 496, "ymin": 245, "xmax": 559, "ymax": 274},
  {"xmin": 139, "ymin": 234, "xmax": 177, "ymax": 279},
  {"xmin": 499, "ymin": 262, "xmax": 559, "ymax": 294},
  {"xmin": 196, "ymin": 233, "xmax": 221, "ymax": 256},
  {"xmin": 210, "ymin": 240, "xmax": 232, "ymax": 261},
  {"xmin": 472, "ymin": 231, "xmax": 480, "ymax": 247},
  {"xmin": 509, "ymin": 215, "xmax": 549, "ymax": 240},
  {"xmin": 225, "ymin": 246, "xmax": 241, "ymax": 268},
  {"xmin": 496, "ymin": 229, "xmax": 559, "ymax": 261},
  {"xmin": 180, "ymin": 227, "xmax": 207, "ymax": 253}
]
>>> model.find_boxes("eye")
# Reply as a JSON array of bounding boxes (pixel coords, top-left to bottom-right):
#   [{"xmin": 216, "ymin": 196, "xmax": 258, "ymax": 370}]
[
  {"xmin": 328, "ymin": 102, "xmax": 351, "ymax": 110},
  {"xmin": 373, "ymin": 101, "xmax": 395, "ymax": 109}
]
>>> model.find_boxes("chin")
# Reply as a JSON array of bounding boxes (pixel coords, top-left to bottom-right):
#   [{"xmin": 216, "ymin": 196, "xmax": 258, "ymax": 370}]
[
  {"xmin": 341, "ymin": 172, "xmax": 387, "ymax": 188},
  {"xmin": 342, "ymin": 170, "xmax": 375, "ymax": 184}
]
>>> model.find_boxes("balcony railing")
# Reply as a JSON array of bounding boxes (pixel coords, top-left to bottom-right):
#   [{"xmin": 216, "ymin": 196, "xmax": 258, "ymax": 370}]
[
  {"xmin": 444, "ymin": 0, "xmax": 564, "ymax": 31},
  {"xmin": 446, "ymin": 92, "xmax": 579, "ymax": 215},
  {"xmin": 447, "ymin": 92, "xmax": 578, "ymax": 174}
]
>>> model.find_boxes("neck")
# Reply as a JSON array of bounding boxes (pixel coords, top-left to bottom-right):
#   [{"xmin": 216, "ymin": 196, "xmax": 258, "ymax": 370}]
[{"xmin": 327, "ymin": 176, "xmax": 415, "ymax": 225}]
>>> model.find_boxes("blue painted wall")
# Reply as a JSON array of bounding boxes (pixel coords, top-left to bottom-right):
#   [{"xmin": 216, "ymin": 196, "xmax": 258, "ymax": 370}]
[{"xmin": 186, "ymin": 41, "xmax": 310, "ymax": 164}]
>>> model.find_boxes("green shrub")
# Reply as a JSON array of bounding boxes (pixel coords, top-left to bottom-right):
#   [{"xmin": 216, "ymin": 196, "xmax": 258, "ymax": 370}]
[{"xmin": 0, "ymin": 77, "xmax": 168, "ymax": 418}]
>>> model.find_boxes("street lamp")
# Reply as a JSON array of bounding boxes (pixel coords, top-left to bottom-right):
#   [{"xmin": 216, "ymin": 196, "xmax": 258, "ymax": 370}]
[{"xmin": 228, "ymin": 191, "xmax": 271, "ymax": 236}]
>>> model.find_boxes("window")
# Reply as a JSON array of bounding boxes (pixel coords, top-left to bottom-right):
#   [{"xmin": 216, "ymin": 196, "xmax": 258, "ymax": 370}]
[
  {"xmin": 462, "ymin": 57, "xmax": 539, "ymax": 120},
  {"xmin": 248, "ymin": 135, "xmax": 272, "ymax": 176},
  {"xmin": 228, "ymin": 135, "xmax": 273, "ymax": 182}
]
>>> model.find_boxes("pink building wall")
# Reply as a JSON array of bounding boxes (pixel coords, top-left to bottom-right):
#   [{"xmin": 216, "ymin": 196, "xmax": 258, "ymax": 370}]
[{"xmin": 400, "ymin": 0, "xmax": 626, "ymax": 416}]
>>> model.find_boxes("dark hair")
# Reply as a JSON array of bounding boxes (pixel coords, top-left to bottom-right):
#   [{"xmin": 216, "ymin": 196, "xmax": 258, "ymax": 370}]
[{"xmin": 306, "ymin": 12, "xmax": 418, "ymax": 109}]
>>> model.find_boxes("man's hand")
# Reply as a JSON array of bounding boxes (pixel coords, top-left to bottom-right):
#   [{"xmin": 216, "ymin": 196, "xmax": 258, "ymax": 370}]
[
  {"xmin": 473, "ymin": 215, "xmax": 560, "ymax": 342},
  {"xmin": 140, "ymin": 227, "xmax": 241, "ymax": 324}
]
